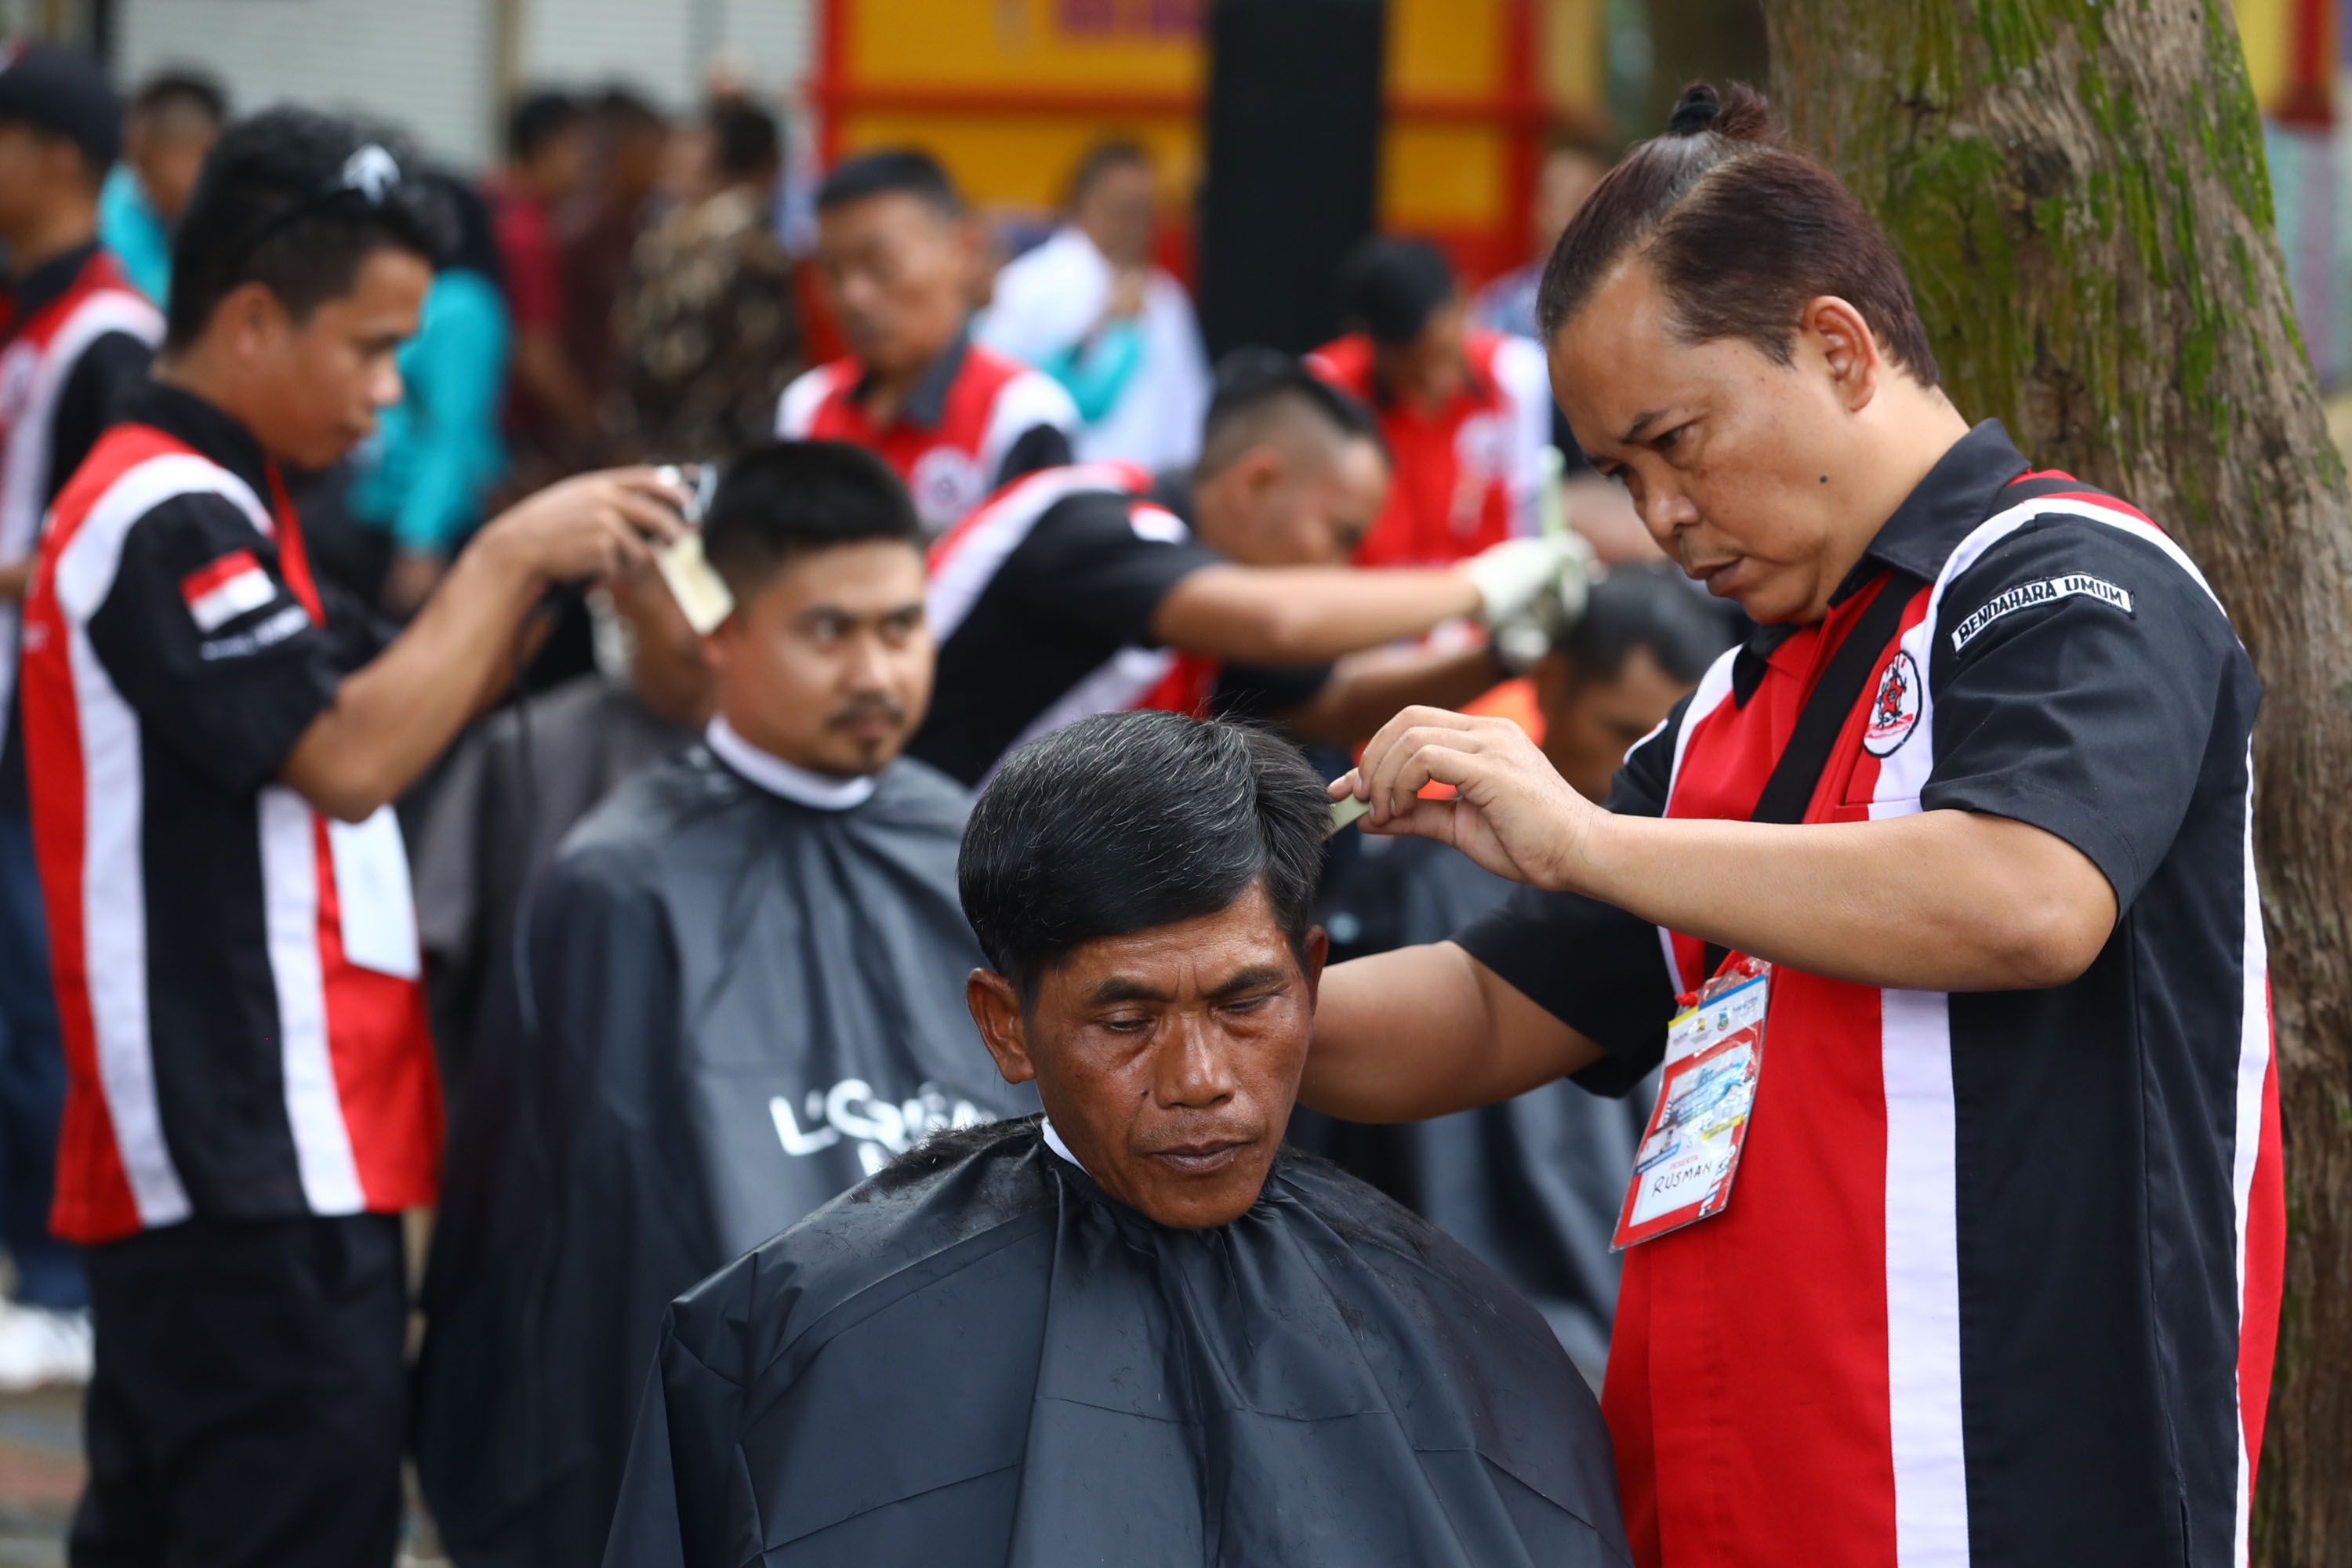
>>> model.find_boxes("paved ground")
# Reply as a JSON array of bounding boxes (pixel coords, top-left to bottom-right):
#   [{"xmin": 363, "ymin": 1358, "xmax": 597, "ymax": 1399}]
[
  {"xmin": 0, "ymin": 1388, "xmax": 75, "ymax": 1566},
  {"xmin": 0, "ymin": 1386, "xmax": 450, "ymax": 1566}
]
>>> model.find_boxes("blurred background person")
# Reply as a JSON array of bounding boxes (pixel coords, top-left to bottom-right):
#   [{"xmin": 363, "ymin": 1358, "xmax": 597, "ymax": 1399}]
[
  {"xmin": 1295, "ymin": 565, "xmax": 1736, "ymax": 1383},
  {"xmin": 335, "ymin": 170, "xmax": 513, "ymax": 616},
  {"xmin": 95, "ymin": 69, "xmax": 224, "ymax": 308},
  {"xmin": 1461, "ymin": 125, "xmax": 1658, "ymax": 568},
  {"xmin": 0, "ymin": 41, "xmax": 160, "ymax": 1393},
  {"xmin": 977, "ymin": 137, "xmax": 1210, "ymax": 471},
  {"xmin": 416, "ymin": 440, "xmax": 1031, "ymax": 1568},
  {"xmin": 912, "ymin": 350, "xmax": 1578, "ymax": 787},
  {"xmin": 1311, "ymin": 237, "xmax": 1552, "ymax": 568},
  {"xmin": 486, "ymin": 89, "xmax": 597, "ymax": 481},
  {"xmin": 412, "ymin": 557, "xmax": 710, "ymax": 1103},
  {"xmin": 1472, "ymin": 125, "xmax": 1611, "ymax": 343},
  {"xmin": 561, "ymin": 86, "xmax": 670, "ymax": 425},
  {"xmin": 612, "ymin": 96, "xmax": 799, "ymax": 462},
  {"xmin": 779, "ymin": 147, "xmax": 1077, "ymax": 532}
]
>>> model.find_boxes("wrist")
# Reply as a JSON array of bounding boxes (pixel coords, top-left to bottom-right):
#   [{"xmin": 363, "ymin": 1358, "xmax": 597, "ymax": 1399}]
[
  {"xmin": 1547, "ymin": 794, "xmax": 1621, "ymax": 896},
  {"xmin": 459, "ymin": 520, "xmax": 546, "ymax": 602},
  {"xmin": 1443, "ymin": 568, "xmax": 1486, "ymax": 621}
]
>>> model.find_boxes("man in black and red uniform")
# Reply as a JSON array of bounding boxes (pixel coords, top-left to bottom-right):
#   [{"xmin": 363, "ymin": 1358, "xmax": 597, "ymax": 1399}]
[
  {"xmin": 21, "ymin": 107, "xmax": 688, "ymax": 1566},
  {"xmin": 1310, "ymin": 237, "xmax": 1555, "ymax": 568},
  {"xmin": 911, "ymin": 350, "xmax": 1581, "ymax": 787},
  {"xmin": 0, "ymin": 42, "xmax": 162, "ymax": 1388},
  {"xmin": 1310, "ymin": 85, "xmax": 2280, "ymax": 1568},
  {"xmin": 779, "ymin": 147, "xmax": 1078, "ymax": 532}
]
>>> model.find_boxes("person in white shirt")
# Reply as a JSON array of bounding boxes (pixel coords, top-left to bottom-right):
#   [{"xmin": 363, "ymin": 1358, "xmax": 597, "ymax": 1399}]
[{"xmin": 977, "ymin": 140, "xmax": 1210, "ymax": 473}]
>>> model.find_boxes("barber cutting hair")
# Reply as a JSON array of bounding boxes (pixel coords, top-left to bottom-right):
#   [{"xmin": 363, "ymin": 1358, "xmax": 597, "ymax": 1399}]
[
  {"xmin": 20, "ymin": 107, "xmax": 686, "ymax": 1566},
  {"xmin": 1312, "ymin": 84, "xmax": 2280, "ymax": 1568}
]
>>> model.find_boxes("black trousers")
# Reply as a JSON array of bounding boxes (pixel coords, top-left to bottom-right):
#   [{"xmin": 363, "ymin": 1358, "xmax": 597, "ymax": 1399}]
[{"xmin": 69, "ymin": 1213, "xmax": 406, "ymax": 1567}]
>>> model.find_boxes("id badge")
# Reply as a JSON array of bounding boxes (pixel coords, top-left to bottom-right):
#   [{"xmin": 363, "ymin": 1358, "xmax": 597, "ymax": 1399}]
[
  {"xmin": 1612, "ymin": 958, "xmax": 1769, "ymax": 1250},
  {"xmin": 328, "ymin": 807, "xmax": 422, "ymax": 981}
]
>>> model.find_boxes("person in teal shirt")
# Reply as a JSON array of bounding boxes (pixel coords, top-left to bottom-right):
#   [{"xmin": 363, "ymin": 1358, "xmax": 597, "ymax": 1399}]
[
  {"xmin": 345, "ymin": 174, "xmax": 514, "ymax": 613},
  {"xmin": 96, "ymin": 72, "xmax": 226, "ymax": 304}
]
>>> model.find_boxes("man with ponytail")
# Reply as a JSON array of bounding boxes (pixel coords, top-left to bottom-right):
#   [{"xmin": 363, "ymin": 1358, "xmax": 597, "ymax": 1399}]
[{"xmin": 1306, "ymin": 82, "xmax": 2281, "ymax": 1568}]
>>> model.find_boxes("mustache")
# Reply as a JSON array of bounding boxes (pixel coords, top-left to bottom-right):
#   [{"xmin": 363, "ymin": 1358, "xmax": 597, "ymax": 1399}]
[{"xmin": 827, "ymin": 696, "xmax": 907, "ymax": 729}]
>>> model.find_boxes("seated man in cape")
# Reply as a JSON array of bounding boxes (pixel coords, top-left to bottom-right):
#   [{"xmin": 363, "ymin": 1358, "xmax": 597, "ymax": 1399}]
[
  {"xmin": 416, "ymin": 440, "xmax": 1036, "ymax": 1568},
  {"xmin": 604, "ymin": 710, "xmax": 1631, "ymax": 1567}
]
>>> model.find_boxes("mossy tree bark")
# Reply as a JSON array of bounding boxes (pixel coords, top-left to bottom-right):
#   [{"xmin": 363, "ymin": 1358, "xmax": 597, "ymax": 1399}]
[{"xmin": 1766, "ymin": 3, "xmax": 2352, "ymax": 1561}]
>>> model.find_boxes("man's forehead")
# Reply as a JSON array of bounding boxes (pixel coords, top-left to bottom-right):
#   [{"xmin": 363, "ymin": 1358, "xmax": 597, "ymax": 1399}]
[
  {"xmin": 1054, "ymin": 888, "xmax": 1297, "ymax": 993},
  {"xmin": 822, "ymin": 191, "xmax": 953, "ymax": 242},
  {"xmin": 758, "ymin": 540, "xmax": 926, "ymax": 612},
  {"xmin": 1549, "ymin": 260, "xmax": 1679, "ymax": 445}
]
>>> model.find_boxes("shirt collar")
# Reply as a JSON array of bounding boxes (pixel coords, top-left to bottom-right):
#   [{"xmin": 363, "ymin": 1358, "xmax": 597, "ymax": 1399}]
[
  {"xmin": 853, "ymin": 328, "xmax": 972, "ymax": 431},
  {"xmin": 1827, "ymin": 419, "xmax": 2031, "ymax": 607},
  {"xmin": 117, "ymin": 376, "xmax": 278, "ymax": 503},
  {"xmin": 1147, "ymin": 469, "xmax": 1196, "ymax": 527},
  {"xmin": 3, "ymin": 241, "xmax": 103, "ymax": 330},
  {"xmin": 1039, "ymin": 1116, "xmax": 1090, "ymax": 1177},
  {"xmin": 704, "ymin": 716, "xmax": 879, "ymax": 810}
]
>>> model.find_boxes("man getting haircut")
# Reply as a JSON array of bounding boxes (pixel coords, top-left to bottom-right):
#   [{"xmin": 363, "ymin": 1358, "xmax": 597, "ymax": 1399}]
[
  {"xmin": 417, "ymin": 440, "xmax": 1032, "ymax": 1568},
  {"xmin": 604, "ymin": 710, "xmax": 1631, "ymax": 1568}
]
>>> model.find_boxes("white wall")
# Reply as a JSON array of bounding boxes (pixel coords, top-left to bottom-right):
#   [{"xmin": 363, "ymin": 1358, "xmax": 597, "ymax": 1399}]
[
  {"xmin": 115, "ymin": 0, "xmax": 496, "ymax": 166},
  {"xmin": 521, "ymin": 0, "xmax": 817, "ymax": 111},
  {"xmin": 110, "ymin": 0, "xmax": 815, "ymax": 167}
]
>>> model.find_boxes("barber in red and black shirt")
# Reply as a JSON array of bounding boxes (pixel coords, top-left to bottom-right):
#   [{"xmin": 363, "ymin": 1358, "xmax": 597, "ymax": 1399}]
[
  {"xmin": 0, "ymin": 42, "xmax": 162, "ymax": 1370},
  {"xmin": 24, "ymin": 108, "xmax": 687, "ymax": 1567},
  {"xmin": 914, "ymin": 351, "xmax": 1581, "ymax": 787},
  {"xmin": 779, "ymin": 148, "xmax": 1077, "ymax": 532},
  {"xmin": 1306, "ymin": 87, "xmax": 2280, "ymax": 1568}
]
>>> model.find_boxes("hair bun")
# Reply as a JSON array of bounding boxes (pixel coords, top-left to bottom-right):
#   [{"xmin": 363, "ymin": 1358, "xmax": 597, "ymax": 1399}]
[
  {"xmin": 1668, "ymin": 83, "xmax": 1722, "ymax": 136},
  {"xmin": 1666, "ymin": 81, "xmax": 1773, "ymax": 142}
]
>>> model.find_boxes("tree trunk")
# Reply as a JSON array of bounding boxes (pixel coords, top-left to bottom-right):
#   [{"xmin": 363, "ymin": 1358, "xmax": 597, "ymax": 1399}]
[{"xmin": 1763, "ymin": 3, "xmax": 2352, "ymax": 1561}]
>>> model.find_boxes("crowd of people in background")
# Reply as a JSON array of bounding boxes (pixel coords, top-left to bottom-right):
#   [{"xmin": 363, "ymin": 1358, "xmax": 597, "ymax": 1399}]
[{"xmin": 0, "ymin": 35, "xmax": 1741, "ymax": 1565}]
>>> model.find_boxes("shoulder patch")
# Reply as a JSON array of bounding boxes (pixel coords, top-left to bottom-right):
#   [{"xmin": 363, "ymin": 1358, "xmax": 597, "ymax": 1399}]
[{"xmin": 1950, "ymin": 572, "xmax": 2133, "ymax": 653}]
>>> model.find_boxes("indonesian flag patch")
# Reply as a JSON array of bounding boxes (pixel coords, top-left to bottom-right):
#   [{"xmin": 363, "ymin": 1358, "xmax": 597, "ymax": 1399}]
[{"xmin": 180, "ymin": 550, "xmax": 281, "ymax": 633}]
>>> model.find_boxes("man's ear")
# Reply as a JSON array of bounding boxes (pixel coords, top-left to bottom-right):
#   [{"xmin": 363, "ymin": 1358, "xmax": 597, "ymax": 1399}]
[
  {"xmin": 216, "ymin": 281, "xmax": 283, "ymax": 365},
  {"xmin": 1235, "ymin": 444, "xmax": 1287, "ymax": 506},
  {"xmin": 1800, "ymin": 294, "xmax": 1882, "ymax": 413},
  {"xmin": 1299, "ymin": 927, "xmax": 1329, "ymax": 1014},
  {"xmin": 966, "ymin": 969, "xmax": 1036, "ymax": 1086},
  {"xmin": 1529, "ymin": 648, "xmax": 1574, "ymax": 723},
  {"xmin": 699, "ymin": 611, "xmax": 740, "ymax": 677}
]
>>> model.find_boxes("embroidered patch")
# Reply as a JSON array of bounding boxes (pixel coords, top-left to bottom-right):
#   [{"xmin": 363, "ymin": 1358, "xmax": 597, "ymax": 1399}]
[
  {"xmin": 1862, "ymin": 650, "xmax": 1922, "ymax": 757},
  {"xmin": 198, "ymin": 603, "xmax": 308, "ymax": 661},
  {"xmin": 180, "ymin": 550, "xmax": 278, "ymax": 633},
  {"xmin": 1950, "ymin": 573, "xmax": 2133, "ymax": 653}
]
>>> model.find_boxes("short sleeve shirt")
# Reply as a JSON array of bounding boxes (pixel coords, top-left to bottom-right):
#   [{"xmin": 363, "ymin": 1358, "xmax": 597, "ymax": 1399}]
[
  {"xmin": 912, "ymin": 469, "xmax": 1332, "ymax": 785},
  {"xmin": 25, "ymin": 379, "xmax": 437, "ymax": 1244}
]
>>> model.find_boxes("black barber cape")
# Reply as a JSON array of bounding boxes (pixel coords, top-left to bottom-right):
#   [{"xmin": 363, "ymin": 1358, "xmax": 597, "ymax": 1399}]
[
  {"xmin": 416, "ymin": 742, "xmax": 1035, "ymax": 1568},
  {"xmin": 604, "ymin": 1117, "xmax": 1632, "ymax": 1568},
  {"xmin": 1294, "ymin": 833, "xmax": 1653, "ymax": 1382}
]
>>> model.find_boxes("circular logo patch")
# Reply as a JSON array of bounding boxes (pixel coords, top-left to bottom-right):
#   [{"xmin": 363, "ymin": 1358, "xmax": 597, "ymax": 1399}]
[
  {"xmin": 1862, "ymin": 650, "xmax": 1922, "ymax": 757},
  {"xmin": 907, "ymin": 448, "xmax": 985, "ymax": 529}
]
